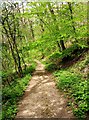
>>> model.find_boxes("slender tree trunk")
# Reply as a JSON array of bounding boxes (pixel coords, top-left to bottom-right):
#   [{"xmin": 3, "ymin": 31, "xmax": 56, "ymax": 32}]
[
  {"xmin": 67, "ymin": 2, "xmax": 77, "ymax": 42},
  {"xmin": 60, "ymin": 40, "xmax": 66, "ymax": 51},
  {"xmin": 2, "ymin": 7, "xmax": 23, "ymax": 77},
  {"xmin": 22, "ymin": 2, "xmax": 25, "ymax": 23},
  {"xmin": 7, "ymin": 18, "xmax": 23, "ymax": 77},
  {"xmin": 87, "ymin": 1, "xmax": 89, "ymax": 46},
  {"xmin": 28, "ymin": 20, "xmax": 34, "ymax": 40},
  {"xmin": 13, "ymin": 38, "xmax": 23, "ymax": 77},
  {"xmin": 57, "ymin": 40, "xmax": 61, "ymax": 51},
  {"xmin": 48, "ymin": 3, "xmax": 66, "ymax": 51},
  {"xmin": 36, "ymin": 14, "xmax": 44, "ymax": 33},
  {"xmin": 30, "ymin": 22, "xmax": 34, "ymax": 39},
  {"xmin": 2, "ymin": 22, "xmax": 18, "ymax": 73},
  {"xmin": 2, "ymin": 62, "xmax": 6, "ymax": 70},
  {"xmin": 20, "ymin": 50, "xmax": 27, "ymax": 70},
  {"xmin": 8, "ymin": 39, "xmax": 18, "ymax": 73},
  {"xmin": 13, "ymin": 19, "xmax": 23, "ymax": 77},
  {"xmin": 40, "ymin": 21, "xmax": 44, "ymax": 32}
]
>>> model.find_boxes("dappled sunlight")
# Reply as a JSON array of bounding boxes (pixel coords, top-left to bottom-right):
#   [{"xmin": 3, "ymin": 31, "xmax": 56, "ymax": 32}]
[
  {"xmin": 16, "ymin": 61, "xmax": 74, "ymax": 118},
  {"xmin": 2, "ymin": 1, "xmax": 88, "ymax": 119}
]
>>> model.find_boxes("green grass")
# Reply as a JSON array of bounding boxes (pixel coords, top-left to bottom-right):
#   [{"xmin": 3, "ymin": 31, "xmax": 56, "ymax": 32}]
[{"xmin": 54, "ymin": 70, "xmax": 89, "ymax": 119}]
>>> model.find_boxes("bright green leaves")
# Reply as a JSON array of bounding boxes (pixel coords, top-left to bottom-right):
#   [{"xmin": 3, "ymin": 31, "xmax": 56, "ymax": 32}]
[
  {"xmin": 2, "ymin": 74, "xmax": 31, "ymax": 120},
  {"xmin": 54, "ymin": 70, "xmax": 81, "ymax": 90},
  {"xmin": 54, "ymin": 69, "xmax": 89, "ymax": 118}
]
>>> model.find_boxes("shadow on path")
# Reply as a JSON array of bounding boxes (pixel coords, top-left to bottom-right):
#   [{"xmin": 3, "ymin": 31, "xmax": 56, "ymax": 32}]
[{"xmin": 15, "ymin": 60, "xmax": 74, "ymax": 119}]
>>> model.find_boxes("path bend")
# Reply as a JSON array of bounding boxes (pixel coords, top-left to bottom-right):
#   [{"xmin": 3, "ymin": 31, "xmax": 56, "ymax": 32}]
[{"xmin": 16, "ymin": 60, "xmax": 74, "ymax": 119}]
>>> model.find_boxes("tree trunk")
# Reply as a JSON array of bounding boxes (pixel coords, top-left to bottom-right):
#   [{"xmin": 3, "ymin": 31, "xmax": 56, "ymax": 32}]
[
  {"xmin": 40, "ymin": 21, "xmax": 44, "ymax": 32},
  {"xmin": 60, "ymin": 40, "xmax": 66, "ymax": 51},
  {"xmin": 21, "ymin": 50, "xmax": 27, "ymax": 70},
  {"xmin": 67, "ymin": 2, "xmax": 77, "ymax": 41},
  {"xmin": 7, "ymin": 18, "xmax": 23, "ymax": 77},
  {"xmin": 13, "ymin": 37, "xmax": 23, "ymax": 77},
  {"xmin": 48, "ymin": 3, "xmax": 66, "ymax": 51},
  {"xmin": 2, "ymin": 22, "xmax": 18, "ymax": 73},
  {"xmin": 2, "ymin": 6, "xmax": 23, "ymax": 78},
  {"xmin": 57, "ymin": 40, "xmax": 61, "ymax": 51},
  {"xmin": 87, "ymin": 1, "xmax": 89, "ymax": 46},
  {"xmin": 29, "ymin": 20, "xmax": 34, "ymax": 40}
]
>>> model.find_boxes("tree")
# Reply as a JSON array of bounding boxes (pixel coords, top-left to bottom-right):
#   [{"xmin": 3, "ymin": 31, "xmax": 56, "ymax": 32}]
[
  {"xmin": 1, "ymin": 2, "xmax": 23, "ymax": 77},
  {"xmin": 67, "ymin": 2, "xmax": 77, "ymax": 41},
  {"xmin": 47, "ymin": 2, "xmax": 66, "ymax": 51},
  {"xmin": 87, "ymin": 1, "xmax": 89, "ymax": 46}
]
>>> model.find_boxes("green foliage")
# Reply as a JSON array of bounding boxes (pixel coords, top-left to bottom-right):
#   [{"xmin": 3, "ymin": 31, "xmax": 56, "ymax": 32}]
[
  {"xmin": 2, "ymin": 62, "xmax": 36, "ymax": 120},
  {"xmin": 85, "ymin": 56, "xmax": 89, "ymax": 65},
  {"xmin": 75, "ymin": 53, "xmax": 89, "ymax": 70},
  {"xmin": 2, "ymin": 74, "xmax": 31, "ymax": 120},
  {"xmin": 48, "ymin": 52, "xmax": 62, "ymax": 63},
  {"xmin": 2, "ymin": 103, "xmax": 17, "ymax": 120},
  {"xmin": 23, "ymin": 63, "xmax": 36, "ymax": 75},
  {"xmin": 54, "ymin": 70, "xmax": 89, "ymax": 118},
  {"xmin": 61, "ymin": 44, "xmax": 81, "ymax": 57},
  {"xmin": 54, "ymin": 71, "xmax": 81, "ymax": 89},
  {"xmin": 45, "ymin": 63, "xmax": 58, "ymax": 72},
  {"xmin": 1, "ymin": 1, "xmax": 88, "ymax": 119},
  {"xmin": 46, "ymin": 44, "xmax": 84, "ymax": 68}
]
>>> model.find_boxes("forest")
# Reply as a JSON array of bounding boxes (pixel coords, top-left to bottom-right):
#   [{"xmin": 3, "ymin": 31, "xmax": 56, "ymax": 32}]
[{"xmin": 1, "ymin": 1, "xmax": 89, "ymax": 120}]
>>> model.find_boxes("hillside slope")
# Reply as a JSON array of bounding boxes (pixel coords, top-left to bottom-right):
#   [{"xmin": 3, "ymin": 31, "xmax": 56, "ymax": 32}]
[{"xmin": 53, "ymin": 50, "xmax": 89, "ymax": 119}]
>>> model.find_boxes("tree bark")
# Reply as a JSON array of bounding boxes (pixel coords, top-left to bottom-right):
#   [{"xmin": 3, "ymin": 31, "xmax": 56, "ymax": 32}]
[{"xmin": 60, "ymin": 40, "xmax": 66, "ymax": 51}]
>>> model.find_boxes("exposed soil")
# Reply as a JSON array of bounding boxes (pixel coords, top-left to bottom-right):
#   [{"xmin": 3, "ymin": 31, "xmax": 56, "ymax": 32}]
[{"xmin": 15, "ymin": 60, "xmax": 75, "ymax": 119}]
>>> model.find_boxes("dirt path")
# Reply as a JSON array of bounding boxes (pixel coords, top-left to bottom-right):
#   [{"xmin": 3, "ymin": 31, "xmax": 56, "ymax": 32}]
[{"xmin": 16, "ymin": 61, "xmax": 74, "ymax": 119}]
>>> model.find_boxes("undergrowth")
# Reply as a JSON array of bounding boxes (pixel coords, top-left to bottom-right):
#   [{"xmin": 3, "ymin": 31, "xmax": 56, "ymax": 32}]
[
  {"xmin": 2, "ymin": 63, "xmax": 36, "ymax": 120},
  {"xmin": 44, "ymin": 44, "xmax": 86, "ymax": 72},
  {"xmin": 53, "ymin": 50, "xmax": 89, "ymax": 119},
  {"xmin": 54, "ymin": 70, "xmax": 89, "ymax": 119},
  {"xmin": 45, "ymin": 63, "xmax": 58, "ymax": 72}
]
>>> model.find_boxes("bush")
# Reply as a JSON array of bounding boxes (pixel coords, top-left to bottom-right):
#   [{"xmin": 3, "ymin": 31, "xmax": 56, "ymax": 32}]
[
  {"xmin": 49, "ymin": 52, "xmax": 62, "ymax": 61},
  {"xmin": 23, "ymin": 63, "xmax": 36, "ymax": 75},
  {"xmin": 85, "ymin": 56, "xmax": 89, "ymax": 65},
  {"xmin": 2, "ymin": 103, "xmax": 17, "ymax": 120},
  {"xmin": 60, "ymin": 44, "xmax": 83, "ymax": 63},
  {"xmin": 45, "ymin": 63, "xmax": 58, "ymax": 72},
  {"xmin": 54, "ymin": 70, "xmax": 89, "ymax": 118},
  {"xmin": 62, "ymin": 44, "xmax": 81, "ymax": 57},
  {"xmin": 46, "ymin": 44, "xmax": 83, "ymax": 67},
  {"xmin": 2, "ymin": 61, "xmax": 37, "ymax": 120},
  {"xmin": 48, "ymin": 52, "xmax": 62, "ymax": 65}
]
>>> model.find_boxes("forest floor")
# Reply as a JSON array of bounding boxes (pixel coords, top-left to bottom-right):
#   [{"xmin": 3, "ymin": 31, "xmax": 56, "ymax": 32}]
[{"xmin": 15, "ymin": 60, "xmax": 75, "ymax": 119}]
